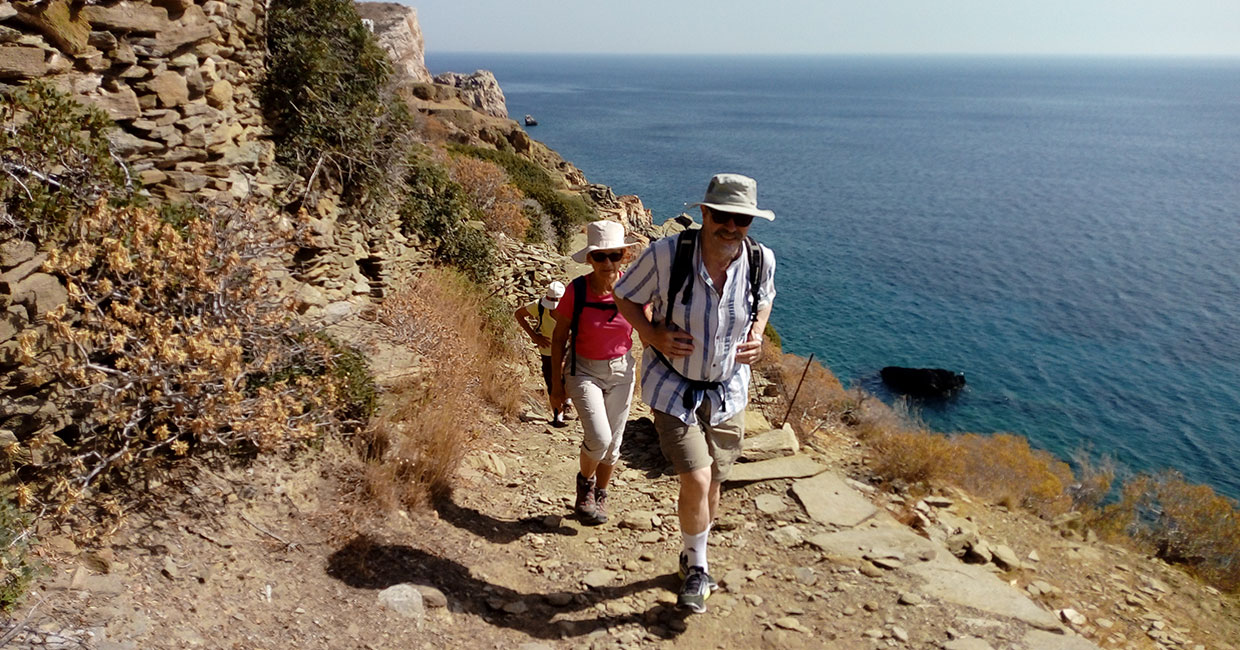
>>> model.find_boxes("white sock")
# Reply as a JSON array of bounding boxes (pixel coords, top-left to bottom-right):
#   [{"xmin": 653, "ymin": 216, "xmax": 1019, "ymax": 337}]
[{"xmin": 682, "ymin": 530, "xmax": 709, "ymax": 574}]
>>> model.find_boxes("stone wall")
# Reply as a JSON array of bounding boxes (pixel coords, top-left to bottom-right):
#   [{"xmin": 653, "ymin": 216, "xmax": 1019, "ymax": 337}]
[{"xmin": 0, "ymin": 0, "xmax": 277, "ymax": 204}]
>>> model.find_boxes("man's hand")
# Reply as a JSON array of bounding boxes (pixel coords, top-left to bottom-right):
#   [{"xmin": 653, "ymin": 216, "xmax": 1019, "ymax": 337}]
[
  {"xmin": 531, "ymin": 333, "xmax": 551, "ymax": 348},
  {"xmin": 550, "ymin": 383, "xmax": 567, "ymax": 411},
  {"xmin": 735, "ymin": 332, "xmax": 763, "ymax": 365},
  {"xmin": 648, "ymin": 324, "xmax": 696, "ymax": 358}
]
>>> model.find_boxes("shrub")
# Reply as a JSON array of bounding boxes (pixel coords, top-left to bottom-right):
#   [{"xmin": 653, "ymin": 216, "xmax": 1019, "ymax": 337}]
[
  {"xmin": 867, "ymin": 429, "xmax": 961, "ymax": 491},
  {"xmin": 0, "ymin": 496, "xmax": 39, "ymax": 614},
  {"xmin": 0, "ymin": 81, "xmax": 131, "ymax": 242},
  {"xmin": 448, "ymin": 145, "xmax": 594, "ymax": 250},
  {"xmin": 948, "ymin": 433, "xmax": 1074, "ymax": 518},
  {"xmin": 397, "ymin": 156, "xmax": 494, "ymax": 282},
  {"xmin": 6, "ymin": 201, "xmax": 349, "ymax": 518},
  {"xmin": 263, "ymin": 0, "xmax": 415, "ymax": 206},
  {"xmin": 363, "ymin": 269, "xmax": 522, "ymax": 508},
  {"xmin": 1098, "ymin": 471, "xmax": 1240, "ymax": 592},
  {"xmin": 446, "ymin": 155, "xmax": 528, "ymax": 238},
  {"xmin": 774, "ymin": 352, "xmax": 852, "ymax": 434}
]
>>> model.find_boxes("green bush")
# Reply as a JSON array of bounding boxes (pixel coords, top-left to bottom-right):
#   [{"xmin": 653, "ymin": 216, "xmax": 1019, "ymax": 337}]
[
  {"xmin": 0, "ymin": 496, "xmax": 39, "ymax": 614},
  {"xmin": 263, "ymin": 0, "xmax": 412, "ymax": 204},
  {"xmin": 397, "ymin": 157, "xmax": 494, "ymax": 282},
  {"xmin": 0, "ymin": 81, "xmax": 131, "ymax": 243},
  {"xmin": 448, "ymin": 145, "xmax": 594, "ymax": 251}
]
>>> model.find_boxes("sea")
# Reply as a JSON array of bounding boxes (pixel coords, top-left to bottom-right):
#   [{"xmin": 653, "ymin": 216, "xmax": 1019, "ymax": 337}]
[{"xmin": 426, "ymin": 54, "xmax": 1240, "ymax": 500}]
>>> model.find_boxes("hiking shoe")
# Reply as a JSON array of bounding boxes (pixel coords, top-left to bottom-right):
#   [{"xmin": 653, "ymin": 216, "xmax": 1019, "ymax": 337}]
[
  {"xmin": 678, "ymin": 552, "xmax": 718, "ymax": 590},
  {"xmin": 677, "ymin": 566, "xmax": 714, "ymax": 614},
  {"xmin": 575, "ymin": 473, "xmax": 598, "ymax": 519},
  {"xmin": 583, "ymin": 487, "xmax": 609, "ymax": 525},
  {"xmin": 551, "ymin": 410, "xmax": 567, "ymax": 428}
]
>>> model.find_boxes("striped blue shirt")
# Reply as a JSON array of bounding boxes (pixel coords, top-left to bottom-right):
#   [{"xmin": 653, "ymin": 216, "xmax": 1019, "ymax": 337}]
[{"xmin": 614, "ymin": 232, "xmax": 776, "ymax": 426}]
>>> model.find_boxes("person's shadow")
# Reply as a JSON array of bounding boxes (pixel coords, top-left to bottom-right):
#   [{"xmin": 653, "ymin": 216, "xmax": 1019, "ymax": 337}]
[
  {"xmin": 619, "ymin": 415, "xmax": 675, "ymax": 478},
  {"xmin": 431, "ymin": 494, "xmax": 577, "ymax": 544},
  {"xmin": 326, "ymin": 535, "xmax": 690, "ymax": 640}
]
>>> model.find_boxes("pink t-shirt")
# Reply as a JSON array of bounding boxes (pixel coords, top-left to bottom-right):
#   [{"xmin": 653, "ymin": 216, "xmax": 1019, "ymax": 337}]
[{"xmin": 554, "ymin": 274, "xmax": 633, "ymax": 361}]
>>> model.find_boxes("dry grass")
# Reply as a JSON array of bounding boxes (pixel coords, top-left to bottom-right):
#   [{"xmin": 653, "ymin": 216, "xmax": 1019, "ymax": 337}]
[
  {"xmin": 772, "ymin": 352, "xmax": 853, "ymax": 436},
  {"xmin": 949, "ymin": 433, "xmax": 1074, "ymax": 518},
  {"xmin": 867, "ymin": 429, "xmax": 961, "ymax": 491},
  {"xmin": 359, "ymin": 269, "xmax": 523, "ymax": 510},
  {"xmin": 1095, "ymin": 471, "xmax": 1240, "ymax": 592}
]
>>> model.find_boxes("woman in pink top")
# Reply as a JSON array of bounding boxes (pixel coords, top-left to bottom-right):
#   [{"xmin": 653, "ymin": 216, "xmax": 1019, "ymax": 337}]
[{"xmin": 551, "ymin": 220, "xmax": 639, "ymax": 526}]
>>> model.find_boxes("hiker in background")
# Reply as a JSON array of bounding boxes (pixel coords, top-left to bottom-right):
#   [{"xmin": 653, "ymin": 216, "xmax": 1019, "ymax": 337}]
[
  {"xmin": 614, "ymin": 173, "xmax": 776, "ymax": 614},
  {"xmin": 515, "ymin": 281, "xmax": 570, "ymax": 427},
  {"xmin": 550, "ymin": 220, "xmax": 639, "ymax": 526}
]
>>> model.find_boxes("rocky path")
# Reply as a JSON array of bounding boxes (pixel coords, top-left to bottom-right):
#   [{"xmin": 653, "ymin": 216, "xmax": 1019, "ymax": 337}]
[{"xmin": 12, "ymin": 352, "xmax": 1237, "ymax": 649}]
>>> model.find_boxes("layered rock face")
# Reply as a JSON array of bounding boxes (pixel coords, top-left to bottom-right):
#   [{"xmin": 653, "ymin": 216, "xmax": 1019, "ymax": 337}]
[
  {"xmin": 0, "ymin": 0, "xmax": 276, "ymax": 204},
  {"xmin": 355, "ymin": 2, "xmax": 430, "ymax": 83},
  {"xmin": 433, "ymin": 69, "xmax": 508, "ymax": 119}
]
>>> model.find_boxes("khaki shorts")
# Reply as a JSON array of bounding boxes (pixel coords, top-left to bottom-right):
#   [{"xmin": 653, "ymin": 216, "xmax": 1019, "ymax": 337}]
[{"xmin": 653, "ymin": 402, "xmax": 745, "ymax": 481}]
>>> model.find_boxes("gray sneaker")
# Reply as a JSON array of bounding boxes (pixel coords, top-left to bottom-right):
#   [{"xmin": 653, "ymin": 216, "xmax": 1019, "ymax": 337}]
[
  {"xmin": 678, "ymin": 552, "xmax": 718, "ymax": 591},
  {"xmin": 677, "ymin": 566, "xmax": 714, "ymax": 614}
]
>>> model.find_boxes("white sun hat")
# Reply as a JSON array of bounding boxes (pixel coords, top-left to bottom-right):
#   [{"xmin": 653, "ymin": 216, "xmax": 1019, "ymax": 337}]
[
  {"xmin": 570, "ymin": 220, "xmax": 638, "ymax": 264},
  {"xmin": 686, "ymin": 173, "xmax": 776, "ymax": 221},
  {"xmin": 540, "ymin": 280, "xmax": 566, "ymax": 309}
]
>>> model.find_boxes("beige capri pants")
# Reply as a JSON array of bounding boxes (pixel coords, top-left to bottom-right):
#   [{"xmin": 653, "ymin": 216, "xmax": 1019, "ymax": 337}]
[{"xmin": 566, "ymin": 351, "xmax": 636, "ymax": 466}]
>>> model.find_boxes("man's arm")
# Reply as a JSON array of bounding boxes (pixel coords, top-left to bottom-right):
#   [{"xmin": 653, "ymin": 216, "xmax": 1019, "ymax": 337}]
[{"xmin": 616, "ymin": 297, "xmax": 695, "ymax": 359}]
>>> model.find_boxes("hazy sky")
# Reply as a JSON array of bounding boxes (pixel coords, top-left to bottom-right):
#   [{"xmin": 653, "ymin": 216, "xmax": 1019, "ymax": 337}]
[{"xmin": 404, "ymin": 0, "xmax": 1240, "ymax": 57}]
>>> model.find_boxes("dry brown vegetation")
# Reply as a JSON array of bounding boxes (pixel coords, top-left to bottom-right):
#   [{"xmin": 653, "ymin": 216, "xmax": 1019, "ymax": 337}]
[
  {"xmin": 359, "ymin": 269, "xmax": 524, "ymax": 510},
  {"xmin": 772, "ymin": 350, "xmax": 1240, "ymax": 593},
  {"xmin": 447, "ymin": 154, "xmax": 529, "ymax": 239},
  {"xmin": 5, "ymin": 202, "xmax": 360, "ymax": 528}
]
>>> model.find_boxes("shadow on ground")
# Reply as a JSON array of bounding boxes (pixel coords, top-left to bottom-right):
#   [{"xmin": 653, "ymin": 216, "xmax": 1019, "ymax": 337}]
[
  {"xmin": 619, "ymin": 415, "xmax": 675, "ymax": 478},
  {"xmin": 432, "ymin": 494, "xmax": 578, "ymax": 544},
  {"xmin": 326, "ymin": 535, "xmax": 691, "ymax": 640}
]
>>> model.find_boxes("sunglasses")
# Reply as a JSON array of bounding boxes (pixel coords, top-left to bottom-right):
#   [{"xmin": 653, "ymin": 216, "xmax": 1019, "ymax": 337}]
[
  {"xmin": 590, "ymin": 250, "xmax": 625, "ymax": 263},
  {"xmin": 709, "ymin": 209, "xmax": 755, "ymax": 228}
]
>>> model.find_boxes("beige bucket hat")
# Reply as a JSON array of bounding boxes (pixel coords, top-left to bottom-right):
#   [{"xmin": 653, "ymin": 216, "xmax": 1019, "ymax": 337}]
[
  {"xmin": 571, "ymin": 220, "xmax": 638, "ymax": 263},
  {"xmin": 686, "ymin": 173, "xmax": 776, "ymax": 221}
]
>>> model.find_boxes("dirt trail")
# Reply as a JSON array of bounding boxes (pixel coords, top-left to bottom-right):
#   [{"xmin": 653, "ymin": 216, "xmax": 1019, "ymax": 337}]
[{"xmin": 10, "ymin": 327, "xmax": 1240, "ymax": 650}]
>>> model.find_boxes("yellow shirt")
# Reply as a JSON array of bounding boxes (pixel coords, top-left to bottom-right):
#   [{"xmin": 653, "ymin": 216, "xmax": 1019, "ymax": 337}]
[{"xmin": 523, "ymin": 301, "xmax": 558, "ymax": 355}]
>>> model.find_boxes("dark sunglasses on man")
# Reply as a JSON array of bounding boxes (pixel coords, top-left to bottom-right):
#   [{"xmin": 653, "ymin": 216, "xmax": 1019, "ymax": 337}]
[
  {"xmin": 709, "ymin": 209, "xmax": 755, "ymax": 228},
  {"xmin": 590, "ymin": 250, "xmax": 625, "ymax": 263}
]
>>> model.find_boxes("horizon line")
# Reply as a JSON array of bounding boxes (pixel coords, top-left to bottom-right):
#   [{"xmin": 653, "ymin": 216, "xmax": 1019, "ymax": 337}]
[{"xmin": 426, "ymin": 51, "xmax": 1240, "ymax": 60}]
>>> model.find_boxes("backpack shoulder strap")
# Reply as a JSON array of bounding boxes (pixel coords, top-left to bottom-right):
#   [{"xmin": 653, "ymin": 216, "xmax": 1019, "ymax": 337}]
[
  {"xmin": 536, "ymin": 302, "xmax": 546, "ymax": 329},
  {"xmin": 665, "ymin": 229, "xmax": 699, "ymax": 326},
  {"xmin": 569, "ymin": 276, "xmax": 587, "ymax": 376},
  {"xmin": 746, "ymin": 236, "xmax": 763, "ymax": 324}
]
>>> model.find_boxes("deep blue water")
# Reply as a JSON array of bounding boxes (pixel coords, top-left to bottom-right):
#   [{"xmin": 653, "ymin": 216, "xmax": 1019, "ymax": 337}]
[{"xmin": 427, "ymin": 54, "xmax": 1240, "ymax": 499}]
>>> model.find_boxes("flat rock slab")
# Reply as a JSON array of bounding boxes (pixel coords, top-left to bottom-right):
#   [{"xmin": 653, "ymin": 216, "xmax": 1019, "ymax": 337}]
[
  {"xmin": 807, "ymin": 526, "xmax": 943, "ymax": 564},
  {"xmin": 906, "ymin": 562, "xmax": 1063, "ymax": 632},
  {"xmin": 792, "ymin": 472, "xmax": 878, "ymax": 528},
  {"xmin": 726, "ymin": 455, "xmax": 826, "ymax": 483},
  {"xmin": 742, "ymin": 424, "xmax": 799, "ymax": 461},
  {"xmin": 945, "ymin": 639, "xmax": 996, "ymax": 650},
  {"xmin": 1021, "ymin": 629, "xmax": 1101, "ymax": 650}
]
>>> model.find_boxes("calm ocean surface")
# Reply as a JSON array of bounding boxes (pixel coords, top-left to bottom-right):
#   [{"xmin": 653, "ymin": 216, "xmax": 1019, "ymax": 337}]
[{"xmin": 427, "ymin": 54, "xmax": 1240, "ymax": 499}]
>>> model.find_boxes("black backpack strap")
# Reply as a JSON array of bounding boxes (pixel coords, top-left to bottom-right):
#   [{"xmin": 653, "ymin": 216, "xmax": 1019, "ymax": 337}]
[
  {"xmin": 665, "ymin": 229, "xmax": 699, "ymax": 327},
  {"xmin": 746, "ymin": 236, "xmax": 763, "ymax": 324},
  {"xmin": 569, "ymin": 275, "xmax": 587, "ymax": 376},
  {"xmin": 536, "ymin": 302, "xmax": 546, "ymax": 330}
]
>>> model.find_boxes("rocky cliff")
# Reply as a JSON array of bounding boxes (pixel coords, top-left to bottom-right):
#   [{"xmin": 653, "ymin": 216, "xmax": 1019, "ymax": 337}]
[{"xmin": 355, "ymin": 1, "xmax": 430, "ymax": 83}]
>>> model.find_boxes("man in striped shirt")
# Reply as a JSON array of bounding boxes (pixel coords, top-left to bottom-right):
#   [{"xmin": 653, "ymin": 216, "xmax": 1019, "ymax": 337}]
[{"xmin": 614, "ymin": 173, "xmax": 776, "ymax": 613}]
